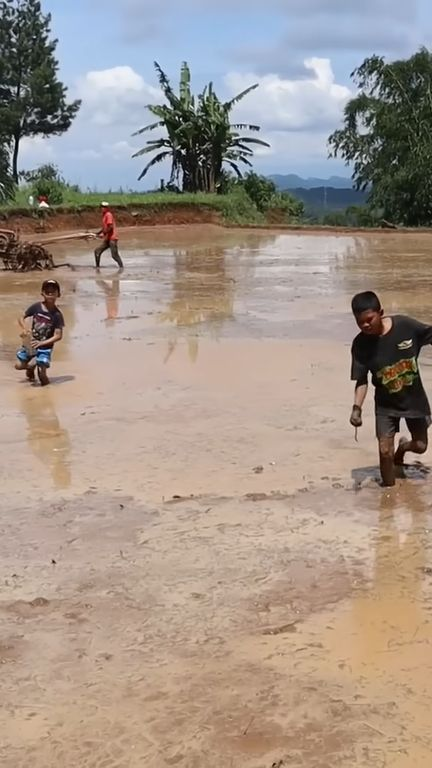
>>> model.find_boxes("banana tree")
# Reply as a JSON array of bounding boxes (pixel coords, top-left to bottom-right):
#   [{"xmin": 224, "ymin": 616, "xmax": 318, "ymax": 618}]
[{"xmin": 132, "ymin": 61, "xmax": 270, "ymax": 192}]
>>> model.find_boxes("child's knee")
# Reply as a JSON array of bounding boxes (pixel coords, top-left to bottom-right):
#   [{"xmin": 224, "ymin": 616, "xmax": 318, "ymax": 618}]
[
  {"xmin": 16, "ymin": 347, "xmax": 30, "ymax": 364},
  {"xmin": 378, "ymin": 437, "xmax": 394, "ymax": 458},
  {"xmin": 413, "ymin": 440, "xmax": 427, "ymax": 455}
]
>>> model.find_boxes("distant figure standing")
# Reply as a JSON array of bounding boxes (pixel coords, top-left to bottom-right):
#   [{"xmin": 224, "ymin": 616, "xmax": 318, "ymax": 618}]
[
  {"xmin": 94, "ymin": 202, "xmax": 123, "ymax": 269},
  {"xmin": 37, "ymin": 195, "xmax": 50, "ymax": 231}
]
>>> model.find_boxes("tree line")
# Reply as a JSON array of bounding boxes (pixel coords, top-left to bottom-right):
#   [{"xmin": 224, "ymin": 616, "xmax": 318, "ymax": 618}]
[
  {"xmin": 133, "ymin": 61, "xmax": 269, "ymax": 193},
  {"xmin": 1, "ymin": 0, "xmax": 432, "ymax": 227},
  {"xmin": 328, "ymin": 47, "xmax": 432, "ymax": 226},
  {"xmin": 0, "ymin": 0, "xmax": 80, "ymax": 196}
]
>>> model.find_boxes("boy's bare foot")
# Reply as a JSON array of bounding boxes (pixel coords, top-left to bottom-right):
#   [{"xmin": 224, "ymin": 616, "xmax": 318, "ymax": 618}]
[
  {"xmin": 394, "ymin": 437, "xmax": 409, "ymax": 466},
  {"xmin": 37, "ymin": 366, "xmax": 49, "ymax": 387},
  {"xmin": 26, "ymin": 367, "xmax": 36, "ymax": 382}
]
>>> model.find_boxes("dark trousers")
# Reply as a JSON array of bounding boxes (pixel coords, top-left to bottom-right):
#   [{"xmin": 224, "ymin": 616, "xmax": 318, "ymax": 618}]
[{"xmin": 94, "ymin": 239, "xmax": 123, "ymax": 268}]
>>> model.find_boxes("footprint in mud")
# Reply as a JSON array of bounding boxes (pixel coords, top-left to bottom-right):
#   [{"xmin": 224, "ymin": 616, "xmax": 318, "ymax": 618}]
[
  {"xmin": 6, "ymin": 597, "xmax": 51, "ymax": 618},
  {"xmin": 0, "ymin": 635, "xmax": 24, "ymax": 663},
  {"xmin": 244, "ymin": 491, "xmax": 291, "ymax": 502},
  {"xmin": 63, "ymin": 610, "xmax": 88, "ymax": 624},
  {"xmin": 262, "ymin": 622, "xmax": 299, "ymax": 636}
]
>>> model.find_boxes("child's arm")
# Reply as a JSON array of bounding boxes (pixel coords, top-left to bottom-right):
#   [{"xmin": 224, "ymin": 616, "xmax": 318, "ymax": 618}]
[
  {"xmin": 18, "ymin": 314, "xmax": 28, "ymax": 334},
  {"xmin": 31, "ymin": 328, "xmax": 63, "ymax": 349},
  {"xmin": 18, "ymin": 308, "xmax": 35, "ymax": 337},
  {"xmin": 350, "ymin": 380, "xmax": 368, "ymax": 427},
  {"xmin": 413, "ymin": 319, "xmax": 432, "ymax": 347},
  {"xmin": 350, "ymin": 339, "xmax": 369, "ymax": 428}
]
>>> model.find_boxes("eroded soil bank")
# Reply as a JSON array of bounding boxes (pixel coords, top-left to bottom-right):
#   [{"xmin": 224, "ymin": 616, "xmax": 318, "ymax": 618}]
[
  {"xmin": 0, "ymin": 203, "xmax": 221, "ymax": 234},
  {"xmin": 1, "ymin": 227, "xmax": 432, "ymax": 767},
  {"xmin": 0, "ymin": 202, "xmax": 428, "ymax": 235}
]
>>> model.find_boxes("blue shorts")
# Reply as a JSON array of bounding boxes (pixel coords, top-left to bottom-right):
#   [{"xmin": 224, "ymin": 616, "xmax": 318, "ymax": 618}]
[{"xmin": 16, "ymin": 346, "xmax": 52, "ymax": 368}]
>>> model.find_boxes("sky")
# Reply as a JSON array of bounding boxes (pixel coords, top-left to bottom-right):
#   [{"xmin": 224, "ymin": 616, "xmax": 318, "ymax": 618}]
[{"xmin": 20, "ymin": 0, "xmax": 431, "ymax": 190}]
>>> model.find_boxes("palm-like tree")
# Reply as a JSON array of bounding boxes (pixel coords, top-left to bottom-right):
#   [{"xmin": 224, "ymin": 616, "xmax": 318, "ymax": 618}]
[{"xmin": 132, "ymin": 62, "xmax": 269, "ymax": 192}]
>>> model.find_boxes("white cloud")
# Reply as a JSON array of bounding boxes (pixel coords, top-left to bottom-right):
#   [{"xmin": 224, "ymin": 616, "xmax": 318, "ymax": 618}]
[
  {"xmin": 70, "ymin": 148, "xmax": 102, "ymax": 160},
  {"xmin": 105, "ymin": 140, "xmax": 137, "ymax": 159},
  {"xmin": 226, "ymin": 58, "xmax": 351, "ymax": 133},
  {"xmin": 20, "ymin": 136, "xmax": 55, "ymax": 162},
  {"xmin": 75, "ymin": 66, "xmax": 160, "ymax": 128},
  {"xmin": 15, "ymin": 60, "xmax": 352, "ymax": 186}
]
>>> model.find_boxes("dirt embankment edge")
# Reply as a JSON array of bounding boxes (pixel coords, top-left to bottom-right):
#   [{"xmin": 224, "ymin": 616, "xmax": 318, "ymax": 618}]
[
  {"xmin": 0, "ymin": 204, "xmax": 222, "ymax": 235},
  {"xmin": 1, "ymin": 203, "xmax": 430, "ymax": 236}
]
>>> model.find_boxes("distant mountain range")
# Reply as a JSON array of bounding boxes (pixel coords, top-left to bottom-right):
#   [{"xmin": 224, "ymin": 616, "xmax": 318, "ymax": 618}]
[
  {"xmin": 289, "ymin": 186, "xmax": 367, "ymax": 214},
  {"xmin": 268, "ymin": 173, "xmax": 367, "ymax": 214},
  {"xmin": 269, "ymin": 174, "xmax": 353, "ymax": 190}
]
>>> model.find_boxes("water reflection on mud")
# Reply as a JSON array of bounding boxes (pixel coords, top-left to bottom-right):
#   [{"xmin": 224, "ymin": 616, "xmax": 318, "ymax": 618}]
[
  {"xmin": 95, "ymin": 273, "xmax": 121, "ymax": 324},
  {"xmin": 159, "ymin": 247, "xmax": 235, "ymax": 362},
  {"xmin": 2, "ymin": 228, "xmax": 432, "ymax": 767},
  {"xmin": 17, "ymin": 389, "xmax": 71, "ymax": 490}
]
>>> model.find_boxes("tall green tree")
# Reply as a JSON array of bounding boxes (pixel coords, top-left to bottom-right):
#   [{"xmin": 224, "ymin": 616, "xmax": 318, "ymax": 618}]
[
  {"xmin": 0, "ymin": 143, "xmax": 15, "ymax": 201},
  {"xmin": 0, "ymin": 0, "xmax": 81, "ymax": 182},
  {"xmin": 328, "ymin": 48, "xmax": 432, "ymax": 226},
  {"xmin": 132, "ymin": 61, "xmax": 269, "ymax": 192}
]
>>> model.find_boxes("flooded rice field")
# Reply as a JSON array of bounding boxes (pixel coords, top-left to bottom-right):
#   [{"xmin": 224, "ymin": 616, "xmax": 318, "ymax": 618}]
[{"xmin": 1, "ymin": 226, "xmax": 432, "ymax": 767}]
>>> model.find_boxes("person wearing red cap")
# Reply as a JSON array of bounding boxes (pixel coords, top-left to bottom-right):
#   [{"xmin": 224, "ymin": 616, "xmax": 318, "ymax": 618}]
[{"xmin": 94, "ymin": 202, "xmax": 123, "ymax": 269}]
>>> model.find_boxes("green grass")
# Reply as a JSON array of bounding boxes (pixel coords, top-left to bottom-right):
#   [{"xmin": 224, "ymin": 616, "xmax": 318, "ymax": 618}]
[
  {"xmin": 4, "ymin": 188, "xmax": 226, "ymax": 207},
  {"xmin": 1, "ymin": 188, "xmax": 266, "ymax": 225}
]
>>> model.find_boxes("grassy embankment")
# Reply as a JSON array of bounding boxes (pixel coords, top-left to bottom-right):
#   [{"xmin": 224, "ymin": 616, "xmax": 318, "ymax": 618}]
[{"xmin": 0, "ymin": 189, "xmax": 273, "ymax": 226}]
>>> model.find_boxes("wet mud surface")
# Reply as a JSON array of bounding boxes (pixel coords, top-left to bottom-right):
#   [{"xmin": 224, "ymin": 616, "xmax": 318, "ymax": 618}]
[{"xmin": 1, "ymin": 227, "xmax": 432, "ymax": 766}]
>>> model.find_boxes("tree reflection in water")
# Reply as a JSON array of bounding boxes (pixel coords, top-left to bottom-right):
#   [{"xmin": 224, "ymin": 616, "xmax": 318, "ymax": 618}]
[{"xmin": 160, "ymin": 246, "xmax": 235, "ymax": 363}]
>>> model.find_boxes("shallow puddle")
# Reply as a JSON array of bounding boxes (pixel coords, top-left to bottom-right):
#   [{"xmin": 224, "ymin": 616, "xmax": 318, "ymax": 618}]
[{"xmin": 1, "ymin": 226, "xmax": 432, "ymax": 766}]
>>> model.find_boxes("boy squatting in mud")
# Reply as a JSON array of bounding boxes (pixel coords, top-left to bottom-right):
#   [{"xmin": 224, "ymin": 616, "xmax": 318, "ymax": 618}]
[
  {"xmin": 15, "ymin": 279, "xmax": 64, "ymax": 387},
  {"xmin": 349, "ymin": 291, "xmax": 432, "ymax": 487}
]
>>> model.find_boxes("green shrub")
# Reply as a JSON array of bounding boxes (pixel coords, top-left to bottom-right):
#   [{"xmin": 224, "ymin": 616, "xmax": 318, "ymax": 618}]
[{"xmin": 21, "ymin": 163, "xmax": 65, "ymax": 205}]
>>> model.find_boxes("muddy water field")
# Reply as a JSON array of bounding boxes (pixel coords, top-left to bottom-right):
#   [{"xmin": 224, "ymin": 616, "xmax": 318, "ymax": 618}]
[{"xmin": 1, "ymin": 227, "xmax": 432, "ymax": 767}]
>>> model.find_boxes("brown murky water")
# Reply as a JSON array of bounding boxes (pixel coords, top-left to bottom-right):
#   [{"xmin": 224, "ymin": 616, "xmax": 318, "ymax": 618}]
[{"xmin": 1, "ymin": 226, "xmax": 432, "ymax": 767}]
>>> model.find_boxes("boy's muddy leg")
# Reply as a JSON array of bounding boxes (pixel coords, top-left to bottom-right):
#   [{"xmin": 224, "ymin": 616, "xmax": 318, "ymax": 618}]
[
  {"xmin": 14, "ymin": 359, "xmax": 36, "ymax": 382},
  {"xmin": 378, "ymin": 437, "xmax": 396, "ymax": 486},
  {"xmin": 26, "ymin": 361, "xmax": 36, "ymax": 382},
  {"xmin": 37, "ymin": 365, "xmax": 49, "ymax": 386},
  {"xmin": 394, "ymin": 420, "xmax": 428, "ymax": 465}
]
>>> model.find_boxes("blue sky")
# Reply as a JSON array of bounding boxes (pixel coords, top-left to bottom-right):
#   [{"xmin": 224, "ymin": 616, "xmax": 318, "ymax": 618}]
[{"xmin": 22, "ymin": 0, "xmax": 430, "ymax": 190}]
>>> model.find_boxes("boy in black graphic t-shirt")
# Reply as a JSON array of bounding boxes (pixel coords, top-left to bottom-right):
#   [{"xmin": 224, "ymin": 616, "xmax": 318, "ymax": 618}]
[
  {"xmin": 15, "ymin": 279, "xmax": 64, "ymax": 386},
  {"xmin": 350, "ymin": 291, "xmax": 432, "ymax": 486}
]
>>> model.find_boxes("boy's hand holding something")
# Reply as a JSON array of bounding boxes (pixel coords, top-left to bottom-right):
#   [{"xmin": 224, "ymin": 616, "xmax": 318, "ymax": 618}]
[{"xmin": 350, "ymin": 405, "xmax": 362, "ymax": 428}]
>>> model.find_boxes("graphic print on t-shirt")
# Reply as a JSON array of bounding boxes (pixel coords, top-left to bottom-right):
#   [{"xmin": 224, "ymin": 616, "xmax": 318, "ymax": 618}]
[
  {"xmin": 32, "ymin": 310, "xmax": 56, "ymax": 342},
  {"xmin": 25, "ymin": 302, "xmax": 64, "ymax": 347},
  {"xmin": 397, "ymin": 338, "xmax": 413, "ymax": 350},
  {"xmin": 377, "ymin": 356, "xmax": 418, "ymax": 394},
  {"xmin": 351, "ymin": 315, "xmax": 432, "ymax": 417}
]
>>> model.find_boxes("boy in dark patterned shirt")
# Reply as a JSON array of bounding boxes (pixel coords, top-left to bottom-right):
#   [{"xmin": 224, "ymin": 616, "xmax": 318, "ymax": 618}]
[
  {"xmin": 15, "ymin": 279, "xmax": 65, "ymax": 386},
  {"xmin": 350, "ymin": 291, "xmax": 432, "ymax": 486}
]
